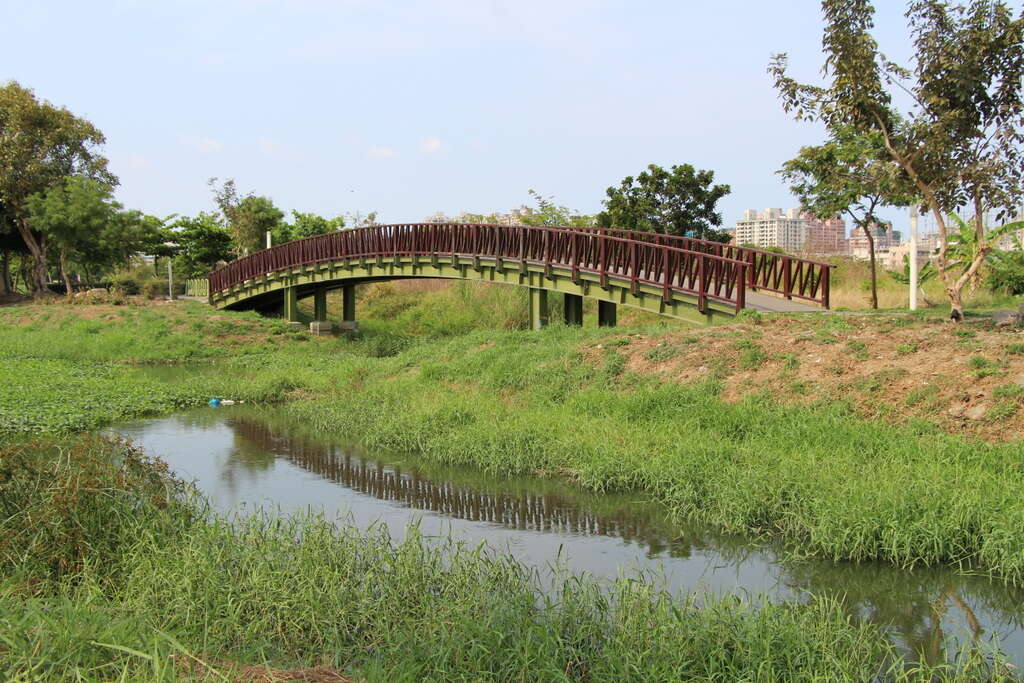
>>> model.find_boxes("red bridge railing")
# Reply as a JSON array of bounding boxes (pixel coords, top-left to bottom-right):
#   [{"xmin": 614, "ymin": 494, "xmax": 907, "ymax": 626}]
[
  {"xmin": 569, "ymin": 227, "xmax": 832, "ymax": 308},
  {"xmin": 208, "ymin": 224, "xmax": 830, "ymax": 313}
]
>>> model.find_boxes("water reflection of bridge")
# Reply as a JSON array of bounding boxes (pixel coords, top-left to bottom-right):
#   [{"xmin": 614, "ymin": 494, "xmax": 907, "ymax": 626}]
[
  {"xmin": 220, "ymin": 414, "xmax": 1024, "ymax": 668},
  {"xmin": 231, "ymin": 417, "xmax": 677, "ymax": 552}
]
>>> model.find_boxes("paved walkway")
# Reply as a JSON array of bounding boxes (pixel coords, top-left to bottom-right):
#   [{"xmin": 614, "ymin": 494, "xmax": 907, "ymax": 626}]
[{"xmin": 745, "ymin": 290, "xmax": 823, "ymax": 313}]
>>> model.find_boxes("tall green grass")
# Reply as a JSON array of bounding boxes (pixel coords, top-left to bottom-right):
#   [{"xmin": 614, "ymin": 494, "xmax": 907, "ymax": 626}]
[
  {"xmin": 0, "ymin": 437, "xmax": 1012, "ymax": 681},
  {"xmin": 4, "ymin": 305, "xmax": 1024, "ymax": 580}
]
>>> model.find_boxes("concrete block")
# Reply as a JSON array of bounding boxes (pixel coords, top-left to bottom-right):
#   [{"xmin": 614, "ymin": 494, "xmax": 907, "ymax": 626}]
[
  {"xmin": 309, "ymin": 320, "xmax": 334, "ymax": 336},
  {"xmin": 992, "ymin": 310, "xmax": 1023, "ymax": 327},
  {"xmin": 285, "ymin": 321, "xmax": 304, "ymax": 332},
  {"xmin": 337, "ymin": 321, "xmax": 359, "ymax": 332}
]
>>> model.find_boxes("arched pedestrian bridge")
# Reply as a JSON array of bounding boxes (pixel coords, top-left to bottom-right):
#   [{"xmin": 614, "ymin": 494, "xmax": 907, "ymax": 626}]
[{"xmin": 202, "ymin": 223, "xmax": 832, "ymax": 328}]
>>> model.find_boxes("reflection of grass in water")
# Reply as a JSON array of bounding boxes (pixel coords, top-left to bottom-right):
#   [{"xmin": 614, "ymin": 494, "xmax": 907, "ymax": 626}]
[
  {"xmin": 163, "ymin": 406, "xmax": 1024, "ymax": 667},
  {"xmin": 2, "ymin": 435, "xmax": 1010, "ymax": 681}
]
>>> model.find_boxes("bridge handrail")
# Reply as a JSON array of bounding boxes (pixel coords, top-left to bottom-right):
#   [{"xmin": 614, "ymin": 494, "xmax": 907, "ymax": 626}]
[
  {"xmin": 562, "ymin": 226, "xmax": 832, "ymax": 307},
  {"xmin": 207, "ymin": 223, "xmax": 769, "ymax": 313}
]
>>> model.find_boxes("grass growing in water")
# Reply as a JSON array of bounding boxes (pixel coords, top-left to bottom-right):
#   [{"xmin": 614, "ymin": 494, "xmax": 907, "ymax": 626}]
[{"xmin": 0, "ymin": 437, "xmax": 1012, "ymax": 681}]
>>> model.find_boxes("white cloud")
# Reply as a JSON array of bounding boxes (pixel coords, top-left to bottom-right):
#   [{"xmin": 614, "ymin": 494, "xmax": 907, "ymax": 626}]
[
  {"xmin": 256, "ymin": 136, "xmax": 300, "ymax": 161},
  {"xmin": 367, "ymin": 145, "xmax": 397, "ymax": 159},
  {"xmin": 419, "ymin": 136, "xmax": 444, "ymax": 154},
  {"xmin": 178, "ymin": 133, "xmax": 224, "ymax": 154}
]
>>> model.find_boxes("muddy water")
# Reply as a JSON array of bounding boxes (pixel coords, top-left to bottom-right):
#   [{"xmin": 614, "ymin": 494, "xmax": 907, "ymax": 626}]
[{"xmin": 111, "ymin": 407, "xmax": 1024, "ymax": 668}]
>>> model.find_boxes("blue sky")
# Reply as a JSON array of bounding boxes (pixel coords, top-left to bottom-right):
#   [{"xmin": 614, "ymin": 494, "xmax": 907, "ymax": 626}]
[{"xmin": 0, "ymin": 1, "xmax": 987, "ymax": 232}]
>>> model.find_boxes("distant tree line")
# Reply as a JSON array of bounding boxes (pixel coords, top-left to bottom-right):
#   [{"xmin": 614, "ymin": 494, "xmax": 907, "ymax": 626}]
[{"xmin": 0, "ymin": 81, "xmax": 351, "ymax": 298}]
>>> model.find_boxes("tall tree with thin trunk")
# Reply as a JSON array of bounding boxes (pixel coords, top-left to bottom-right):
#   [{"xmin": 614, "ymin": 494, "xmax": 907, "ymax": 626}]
[
  {"xmin": 0, "ymin": 82, "xmax": 115, "ymax": 295},
  {"xmin": 779, "ymin": 126, "xmax": 914, "ymax": 309},
  {"xmin": 769, "ymin": 0, "xmax": 1024, "ymax": 320}
]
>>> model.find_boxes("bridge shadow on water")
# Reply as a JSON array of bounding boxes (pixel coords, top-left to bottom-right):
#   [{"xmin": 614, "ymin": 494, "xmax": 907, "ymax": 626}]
[{"xmin": 114, "ymin": 406, "xmax": 1024, "ymax": 669}]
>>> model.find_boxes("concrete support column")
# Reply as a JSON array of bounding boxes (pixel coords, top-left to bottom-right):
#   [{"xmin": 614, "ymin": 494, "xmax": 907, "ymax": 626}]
[
  {"xmin": 313, "ymin": 289, "xmax": 328, "ymax": 321},
  {"xmin": 342, "ymin": 284, "xmax": 356, "ymax": 324},
  {"xmin": 529, "ymin": 287, "xmax": 548, "ymax": 330},
  {"xmin": 563, "ymin": 293, "xmax": 583, "ymax": 327},
  {"xmin": 284, "ymin": 286, "xmax": 299, "ymax": 322},
  {"xmin": 598, "ymin": 300, "xmax": 617, "ymax": 327}
]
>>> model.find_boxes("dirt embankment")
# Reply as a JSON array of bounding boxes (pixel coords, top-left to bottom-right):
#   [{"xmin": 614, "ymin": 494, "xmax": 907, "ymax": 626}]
[{"xmin": 591, "ymin": 314, "xmax": 1024, "ymax": 443}]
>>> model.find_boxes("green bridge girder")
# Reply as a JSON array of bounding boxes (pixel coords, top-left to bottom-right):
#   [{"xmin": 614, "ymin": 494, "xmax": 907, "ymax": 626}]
[{"xmin": 211, "ymin": 253, "xmax": 740, "ymax": 328}]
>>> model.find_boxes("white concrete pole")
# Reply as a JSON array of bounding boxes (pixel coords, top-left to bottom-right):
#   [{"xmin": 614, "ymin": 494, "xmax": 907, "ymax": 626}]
[
  {"xmin": 266, "ymin": 230, "xmax": 272, "ymax": 249},
  {"xmin": 167, "ymin": 258, "xmax": 174, "ymax": 301},
  {"xmin": 909, "ymin": 205, "xmax": 919, "ymax": 311}
]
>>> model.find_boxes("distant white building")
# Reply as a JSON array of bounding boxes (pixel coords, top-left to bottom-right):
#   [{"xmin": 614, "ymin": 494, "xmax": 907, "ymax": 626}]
[{"xmin": 732, "ymin": 208, "xmax": 809, "ymax": 252}]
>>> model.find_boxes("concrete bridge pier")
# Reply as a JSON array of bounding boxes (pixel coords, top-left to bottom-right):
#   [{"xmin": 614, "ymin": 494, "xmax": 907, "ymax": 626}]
[
  {"xmin": 284, "ymin": 286, "xmax": 299, "ymax": 323},
  {"xmin": 598, "ymin": 300, "xmax": 617, "ymax": 327},
  {"xmin": 563, "ymin": 293, "xmax": 583, "ymax": 326},
  {"xmin": 340, "ymin": 284, "xmax": 357, "ymax": 331},
  {"xmin": 313, "ymin": 289, "xmax": 328, "ymax": 321},
  {"xmin": 529, "ymin": 288, "xmax": 548, "ymax": 330}
]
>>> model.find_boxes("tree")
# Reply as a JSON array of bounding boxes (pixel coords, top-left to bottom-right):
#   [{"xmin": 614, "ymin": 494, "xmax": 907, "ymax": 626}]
[
  {"xmin": 26, "ymin": 176, "xmax": 165, "ymax": 289},
  {"xmin": 595, "ymin": 163, "xmax": 731, "ymax": 240},
  {"xmin": 0, "ymin": 82, "xmax": 115, "ymax": 294},
  {"xmin": 346, "ymin": 210, "xmax": 379, "ymax": 229},
  {"xmin": 168, "ymin": 212, "xmax": 234, "ymax": 278},
  {"xmin": 289, "ymin": 210, "xmax": 345, "ymax": 239},
  {"xmin": 517, "ymin": 190, "xmax": 592, "ymax": 227},
  {"xmin": 209, "ymin": 179, "xmax": 285, "ymax": 255},
  {"xmin": 779, "ymin": 126, "xmax": 914, "ymax": 309},
  {"xmin": 770, "ymin": 1, "xmax": 1024, "ymax": 320}
]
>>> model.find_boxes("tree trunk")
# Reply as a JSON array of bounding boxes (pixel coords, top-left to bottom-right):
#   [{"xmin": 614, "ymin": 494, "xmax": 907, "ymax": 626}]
[
  {"xmin": 863, "ymin": 224, "xmax": 878, "ymax": 310},
  {"xmin": 0, "ymin": 251, "xmax": 11, "ymax": 299},
  {"xmin": 14, "ymin": 219, "xmax": 51, "ymax": 295},
  {"xmin": 59, "ymin": 247, "xmax": 73, "ymax": 296}
]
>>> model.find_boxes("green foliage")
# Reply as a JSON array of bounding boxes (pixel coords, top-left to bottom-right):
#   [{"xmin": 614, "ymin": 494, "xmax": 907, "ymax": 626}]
[
  {"xmin": 167, "ymin": 212, "xmax": 233, "ymax": 279},
  {"xmin": 209, "ymin": 178, "xmax": 286, "ymax": 254},
  {"xmin": 512, "ymin": 190, "xmax": 592, "ymax": 227},
  {"xmin": 779, "ymin": 125, "xmax": 914, "ymax": 309},
  {"xmin": 0, "ymin": 81, "xmax": 115, "ymax": 292},
  {"xmin": 26, "ymin": 175, "xmax": 166, "ymax": 285},
  {"xmin": 3, "ymin": 438, "xmax": 999, "ymax": 681},
  {"xmin": 770, "ymin": 0, "xmax": 1024, "ymax": 317},
  {"xmin": 945, "ymin": 214, "xmax": 1024, "ymax": 295},
  {"xmin": 987, "ymin": 235, "xmax": 1024, "ymax": 295},
  {"xmin": 288, "ymin": 210, "xmax": 345, "ymax": 239},
  {"xmin": 596, "ymin": 163, "xmax": 731, "ymax": 240}
]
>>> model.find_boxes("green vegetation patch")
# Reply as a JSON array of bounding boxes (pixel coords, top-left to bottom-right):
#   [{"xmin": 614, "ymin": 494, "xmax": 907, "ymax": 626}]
[{"xmin": 0, "ymin": 437, "xmax": 1007, "ymax": 682}]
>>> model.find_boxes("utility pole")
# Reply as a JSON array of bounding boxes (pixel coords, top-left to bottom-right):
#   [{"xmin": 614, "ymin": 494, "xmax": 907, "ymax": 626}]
[
  {"xmin": 909, "ymin": 205, "xmax": 918, "ymax": 311},
  {"xmin": 167, "ymin": 258, "xmax": 174, "ymax": 301},
  {"xmin": 266, "ymin": 230, "xmax": 272, "ymax": 250}
]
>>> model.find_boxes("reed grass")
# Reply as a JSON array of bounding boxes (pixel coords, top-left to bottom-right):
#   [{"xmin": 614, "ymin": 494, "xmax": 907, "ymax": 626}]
[{"xmin": 0, "ymin": 437, "xmax": 1013, "ymax": 681}]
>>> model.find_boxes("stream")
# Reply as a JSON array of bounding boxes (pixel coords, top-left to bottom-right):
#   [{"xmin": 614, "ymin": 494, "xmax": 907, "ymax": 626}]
[{"xmin": 110, "ymin": 405, "xmax": 1024, "ymax": 669}]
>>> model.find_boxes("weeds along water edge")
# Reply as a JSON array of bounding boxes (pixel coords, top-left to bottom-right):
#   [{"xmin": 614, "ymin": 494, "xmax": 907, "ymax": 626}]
[{"xmin": 0, "ymin": 436, "xmax": 1015, "ymax": 682}]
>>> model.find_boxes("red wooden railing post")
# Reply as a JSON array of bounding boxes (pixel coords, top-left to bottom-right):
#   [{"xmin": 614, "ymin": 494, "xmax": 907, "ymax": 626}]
[
  {"xmin": 783, "ymin": 258, "xmax": 792, "ymax": 299},
  {"xmin": 661, "ymin": 246, "xmax": 670, "ymax": 302},
  {"xmin": 599, "ymin": 234, "xmax": 607, "ymax": 288},
  {"xmin": 697, "ymin": 254, "xmax": 707, "ymax": 312},
  {"xmin": 629, "ymin": 241, "xmax": 638, "ymax": 295},
  {"xmin": 736, "ymin": 263, "xmax": 746, "ymax": 312},
  {"xmin": 822, "ymin": 265, "xmax": 830, "ymax": 309}
]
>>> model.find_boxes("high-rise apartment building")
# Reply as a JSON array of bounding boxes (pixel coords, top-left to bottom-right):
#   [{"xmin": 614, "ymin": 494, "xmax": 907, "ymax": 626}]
[
  {"xmin": 801, "ymin": 213, "xmax": 846, "ymax": 254},
  {"xmin": 847, "ymin": 223, "xmax": 899, "ymax": 252},
  {"xmin": 732, "ymin": 208, "xmax": 809, "ymax": 252}
]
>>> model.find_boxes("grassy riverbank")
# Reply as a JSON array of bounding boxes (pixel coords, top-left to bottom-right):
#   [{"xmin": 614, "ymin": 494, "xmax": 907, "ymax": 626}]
[
  {"xmin": 2, "ymin": 296, "xmax": 1024, "ymax": 575},
  {"xmin": 1, "ymin": 437, "xmax": 1011, "ymax": 681},
  {"xmin": 1, "ymin": 293, "xmax": 1023, "ymax": 678}
]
